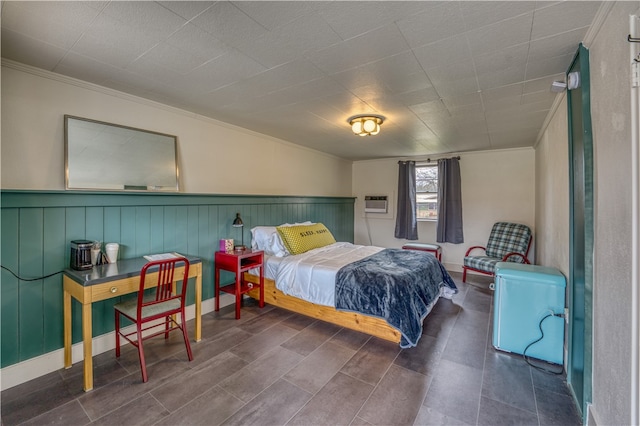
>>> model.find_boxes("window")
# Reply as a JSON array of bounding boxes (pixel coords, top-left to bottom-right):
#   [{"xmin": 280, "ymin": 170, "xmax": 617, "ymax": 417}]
[{"xmin": 416, "ymin": 164, "xmax": 438, "ymax": 220}]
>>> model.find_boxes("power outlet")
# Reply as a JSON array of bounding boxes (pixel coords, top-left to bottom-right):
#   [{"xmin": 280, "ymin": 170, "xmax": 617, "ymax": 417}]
[{"xmin": 564, "ymin": 308, "xmax": 570, "ymax": 324}]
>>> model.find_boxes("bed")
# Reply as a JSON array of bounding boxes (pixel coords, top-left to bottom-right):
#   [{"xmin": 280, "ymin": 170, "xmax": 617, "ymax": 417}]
[{"xmin": 244, "ymin": 223, "xmax": 457, "ymax": 348}]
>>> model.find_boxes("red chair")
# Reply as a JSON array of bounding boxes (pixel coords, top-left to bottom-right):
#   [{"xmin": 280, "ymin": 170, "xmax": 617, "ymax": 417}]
[{"xmin": 114, "ymin": 257, "xmax": 193, "ymax": 382}]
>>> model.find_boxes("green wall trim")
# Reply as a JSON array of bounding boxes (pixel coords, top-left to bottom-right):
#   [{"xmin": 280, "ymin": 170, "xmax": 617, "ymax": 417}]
[
  {"xmin": 567, "ymin": 42, "xmax": 594, "ymax": 421},
  {"xmin": 1, "ymin": 190, "xmax": 355, "ymax": 208},
  {"xmin": 0, "ymin": 190, "xmax": 355, "ymax": 367}
]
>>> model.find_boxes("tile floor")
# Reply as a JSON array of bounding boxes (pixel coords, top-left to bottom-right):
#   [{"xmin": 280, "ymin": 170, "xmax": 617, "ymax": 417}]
[{"xmin": 1, "ymin": 272, "xmax": 582, "ymax": 425}]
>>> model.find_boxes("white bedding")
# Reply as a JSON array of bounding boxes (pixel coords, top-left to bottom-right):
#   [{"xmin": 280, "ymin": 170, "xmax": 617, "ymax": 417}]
[{"xmin": 264, "ymin": 242, "xmax": 382, "ymax": 307}]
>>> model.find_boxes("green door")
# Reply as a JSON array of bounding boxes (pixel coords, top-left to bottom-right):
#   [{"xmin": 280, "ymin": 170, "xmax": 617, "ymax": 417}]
[{"xmin": 567, "ymin": 43, "xmax": 593, "ymax": 421}]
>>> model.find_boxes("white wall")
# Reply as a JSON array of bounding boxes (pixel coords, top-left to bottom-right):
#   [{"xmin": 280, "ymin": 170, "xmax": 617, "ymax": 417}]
[
  {"xmin": 1, "ymin": 63, "xmax": 352, "ymax": 196},
  {"xmin": 534, "ymin": 95, "xmax": 569, "ymax": 276},
  {"xmin": 535, "ymin": 3, "xmax": 638, "ymax": 424},
  {"xmin": 352, "ymin": 148, "xmax": 536, "ymax": 271},
  {"xmin": 588, "ymin": 3, "xmax": 636, "ymax": 424}
]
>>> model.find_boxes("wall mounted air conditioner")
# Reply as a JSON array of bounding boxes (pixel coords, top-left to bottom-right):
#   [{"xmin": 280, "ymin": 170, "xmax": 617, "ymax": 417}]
[{"xmin": 364, "ymin": 195, "xmax": 388, "ymax": 213}]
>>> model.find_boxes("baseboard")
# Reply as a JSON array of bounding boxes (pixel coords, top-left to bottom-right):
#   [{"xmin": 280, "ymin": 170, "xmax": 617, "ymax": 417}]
[
  {"xmin": 0, "ymin": 294, "xmax": 235, "ymax": 391},
  {"xmin": 587, "ymin": 403, "xmax": 598, "ymax": 426},
  {"xmin": 442, "ymin": 262, "xmax": 463, "ymax": 273}
]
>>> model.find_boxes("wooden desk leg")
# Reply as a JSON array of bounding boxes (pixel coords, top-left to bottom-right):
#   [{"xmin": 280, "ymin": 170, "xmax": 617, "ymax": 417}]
[
  {"xmin": 63, "ymin": 289, "xmax": 72, "ymax": 369},
  {"xmin": 195, "ymin": 268, "xmax": 202, "ymax": 342},
  {"xmin": 82, "ymin": 302, "xmax": 93, "ymax": 392}
]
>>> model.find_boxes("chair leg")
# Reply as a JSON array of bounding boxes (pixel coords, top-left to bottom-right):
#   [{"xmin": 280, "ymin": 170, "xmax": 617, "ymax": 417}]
[
  {"xmin": 115, "ymin": 310, "xmax": 121, "ymax": 358},
  {"xmin": 462, "ymin": 267, "xmax": 467, "ymax": 283},
  {"xmin": 180, "ymin": 310, "xmax": 193, "ymax": 362},
  {"xmin": 137, "ymin": 325, "xmax": 148, "ymax": 383},
  {"xmin": 164, "ymin": 315, "xmax": 170, "ymax": 339}
]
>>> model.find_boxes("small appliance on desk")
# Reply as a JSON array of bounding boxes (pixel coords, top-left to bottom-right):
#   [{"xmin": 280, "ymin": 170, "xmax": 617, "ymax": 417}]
[{"xmin": 70, "ymin": 240, "xmax": 93, "ymax": 270}]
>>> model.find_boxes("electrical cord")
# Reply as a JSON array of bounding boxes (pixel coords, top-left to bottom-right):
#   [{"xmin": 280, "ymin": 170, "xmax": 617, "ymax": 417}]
[
  {"xmin": 522, "ymin": 312, "xmax": 564, "ymax": 375},
  {"xmin": 364, "ymin": 213, "xmax": 373, "ymax": 246},
  {"xmin": 1, "ymin": 265, "xmax": 64, "ymax": 281}
]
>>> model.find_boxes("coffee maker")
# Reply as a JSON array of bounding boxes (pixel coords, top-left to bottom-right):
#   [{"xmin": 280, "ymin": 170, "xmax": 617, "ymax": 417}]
[{"xmin": 70, "ymin": 240, "xmax": 93, "ymax": 270}]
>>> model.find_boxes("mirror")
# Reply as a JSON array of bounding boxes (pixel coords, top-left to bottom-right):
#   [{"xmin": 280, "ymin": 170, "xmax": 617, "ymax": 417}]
[{"xmin": 65, "ymin": 115, "xmax": 179, "ymax": 191}]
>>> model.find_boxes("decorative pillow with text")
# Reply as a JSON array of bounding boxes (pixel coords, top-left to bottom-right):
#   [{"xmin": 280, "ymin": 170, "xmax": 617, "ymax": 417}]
[{"xmin": 276, "ymin": 223, "xmax": 336, "ymax": 255}]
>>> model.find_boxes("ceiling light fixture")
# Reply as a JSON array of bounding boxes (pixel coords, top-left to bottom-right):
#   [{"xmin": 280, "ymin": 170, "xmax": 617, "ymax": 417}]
[{"xmin": 347, "ymin": 114, "xmax": 385, "ymax": 136}]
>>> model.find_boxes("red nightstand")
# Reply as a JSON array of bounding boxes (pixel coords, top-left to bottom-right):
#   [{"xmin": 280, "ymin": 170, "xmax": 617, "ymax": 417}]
[{"xmin": 214, "ymin": 249, "xmax": 264, "ymax": 319}]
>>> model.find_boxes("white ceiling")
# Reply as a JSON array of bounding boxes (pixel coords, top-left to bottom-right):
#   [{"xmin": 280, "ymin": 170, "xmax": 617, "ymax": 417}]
[{"xmin": 1, "ymin": 1, "xmax": 602, "ymax": 161}]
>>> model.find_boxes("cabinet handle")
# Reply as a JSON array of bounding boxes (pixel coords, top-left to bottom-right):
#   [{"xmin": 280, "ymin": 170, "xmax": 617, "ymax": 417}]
[{"xmin": 110, "ymin": 287, "xmax": 118, "ymax": 294}]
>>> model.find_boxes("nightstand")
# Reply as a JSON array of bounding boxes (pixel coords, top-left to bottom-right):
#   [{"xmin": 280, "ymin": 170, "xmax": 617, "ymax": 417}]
[{"xmin": 214, "ymin": 249, "xmax": 264, "ymax": 319}]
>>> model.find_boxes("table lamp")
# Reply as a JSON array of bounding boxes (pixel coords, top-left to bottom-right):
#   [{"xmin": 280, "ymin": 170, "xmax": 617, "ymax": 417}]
[{"xmin": 232, "ymin": 212, "xmax": 245, "ymax": 250}]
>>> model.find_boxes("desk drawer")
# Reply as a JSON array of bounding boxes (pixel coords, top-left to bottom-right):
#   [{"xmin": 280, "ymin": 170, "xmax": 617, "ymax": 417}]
[
  {"xmin": 90, "ymin": 269, "xmax": 188, "ymax": 302},
  {"xmin": 91, "ymin": 277, "xmax": 139, "ymax": 302}
]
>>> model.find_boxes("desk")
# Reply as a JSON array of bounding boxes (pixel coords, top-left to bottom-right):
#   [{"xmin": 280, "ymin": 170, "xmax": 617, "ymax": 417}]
[{"xmin": 63, "ymin": 256, "xmax": 202, "ymax": 391}]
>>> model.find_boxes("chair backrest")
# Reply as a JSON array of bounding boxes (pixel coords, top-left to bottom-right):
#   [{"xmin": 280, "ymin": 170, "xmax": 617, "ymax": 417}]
[
  {"xmin": 138, "ymin": 257, "xmax": 190, "ymax": 314},
  {"xmin": 485, "ymin": 222, "xmax": 532, "ymax": 262}
]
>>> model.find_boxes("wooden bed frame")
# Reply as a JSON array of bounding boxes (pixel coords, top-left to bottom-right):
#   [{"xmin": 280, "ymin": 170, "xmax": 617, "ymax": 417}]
[{"xmin": 244, "ymin": 273, "xmax": 401, "ymax": 344}]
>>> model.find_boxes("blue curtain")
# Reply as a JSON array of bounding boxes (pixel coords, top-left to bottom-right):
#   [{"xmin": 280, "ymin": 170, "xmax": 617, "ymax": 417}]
[
  {"xmin": 436, "ymin": 158, "xmax": 464, "ymax": 243},
  {"xmin": 395, "ymin": 161, "xmax": 418, "ymax": 240}
]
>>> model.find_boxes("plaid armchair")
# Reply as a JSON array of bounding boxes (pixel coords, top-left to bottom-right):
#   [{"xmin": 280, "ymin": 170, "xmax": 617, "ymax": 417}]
[{"xmin": 462, "ymin": 222, "xmax": 532, "ymax": 283}]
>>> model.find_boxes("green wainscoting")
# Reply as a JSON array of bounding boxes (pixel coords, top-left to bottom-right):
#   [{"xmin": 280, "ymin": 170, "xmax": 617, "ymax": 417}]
[{"xmin": 0, "ymin": 190, "xmax": 355, "ymax": 367}]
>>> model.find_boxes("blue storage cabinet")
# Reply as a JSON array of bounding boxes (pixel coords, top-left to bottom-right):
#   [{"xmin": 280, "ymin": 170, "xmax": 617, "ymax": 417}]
[{"xmin": 492, "ymin": 262, "xmax": 566, "ymax": 364}]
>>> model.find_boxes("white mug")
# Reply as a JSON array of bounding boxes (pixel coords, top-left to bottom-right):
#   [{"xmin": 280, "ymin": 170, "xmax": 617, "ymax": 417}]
[{"xmin": 105, "ymin": 243, "xmax": 119, "ymax": 264}]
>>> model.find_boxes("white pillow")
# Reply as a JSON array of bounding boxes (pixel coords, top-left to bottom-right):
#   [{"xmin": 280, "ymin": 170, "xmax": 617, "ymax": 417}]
[
  {"xmin": 250, "ymin": 226, "xmax": 289, "ymax": 257},
  {"xmin": 250, "ymin": 222, "xmax": 314, "ymax": 257}
]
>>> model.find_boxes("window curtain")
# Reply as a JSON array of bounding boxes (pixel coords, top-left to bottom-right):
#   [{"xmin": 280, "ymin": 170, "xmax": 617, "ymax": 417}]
[
  {"xmin": 395, "ymin": 160, "xmax": 418, "ymax": 240},
  {"xmin": 436, "ymin": 158, "xmax": 464, "ymax": 243}
]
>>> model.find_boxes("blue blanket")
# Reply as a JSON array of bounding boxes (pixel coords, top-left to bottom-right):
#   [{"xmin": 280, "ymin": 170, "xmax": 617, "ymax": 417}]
[{"xmin": 335, "ymin": 248, "xmax": 457, "ymax": 348}]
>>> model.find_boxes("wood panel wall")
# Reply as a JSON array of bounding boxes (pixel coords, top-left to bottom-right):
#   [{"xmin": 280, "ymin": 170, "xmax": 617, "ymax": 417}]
[{"xmin": 0, "ymin": 190, "xmax": 355, "ymax": 367}]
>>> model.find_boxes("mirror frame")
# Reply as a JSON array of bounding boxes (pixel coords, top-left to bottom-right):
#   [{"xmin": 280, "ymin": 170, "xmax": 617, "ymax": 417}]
[{"xmin": 64, "ymin": 115, "xmax": 179, "ymax": 192}]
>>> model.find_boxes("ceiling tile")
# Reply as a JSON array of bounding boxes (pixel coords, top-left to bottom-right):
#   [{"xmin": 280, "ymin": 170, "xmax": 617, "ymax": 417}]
[
  {"xmin": 72, "ymin": 13, "xmax": 161, "ymax": 67},
  {"xmin": 466, "ymin": 13, "xmax": 534, "ymax": 56},
  {"xmin": 1, "ymin": 1, "xmax": 97, "ymax": 49},
  {"xmin": 332, "ymin": 51, "xmax": 424, "ymax": 92},
  {"xmin": 531, "ymin": 1, "xmax": 602, "ymax": 40},
  {"xmin": 396, "ymin": 2, "xmax": 465, "ymax": 48},
  {"xmin": 460, "ymin": 1, "xmax": 536, "ymax": 32},
  {"xmin": 158, "ymin": 1, "xmax": 214, "ymax": 21},
  {"xmin": 191, "ymin": 2, "xmax": 268, "ymax": 49},
  {"xmin": 413, "ymin": 34, "xmax": 473, "ymax": 70},
  {"xmin": 233, "ymin": 13, "xmax": 342, "ymax": 68},
  {"xmin": 525, "ymin": 53, "xmax": 575, "ymax": 80},
  {"xmin": 308, "ymin": 24, "xmax": 411, "ymax": 74},
  {"xmin": 101, "ymin": 1, "xmax": 187, "ymax": 40},
  {"xmin": 481, "ymin": 83, "xmax": 524, "ymax": 102},
  {"xmin": 232, "ymin": 1, "xmax": 323, "ymax": 30},
  {"xmin": 185, "ymin": 49, "xmax": 268, "ymax": 93},
  {"xmin": 528, "ymin": 27, "xmax": 588, "ymax": 60},
  {"xmin": 165, "ymin": 23, "xmax": 231, "ymax": 60},
  {"xmin": 134, "ymin": 42, "xmax": 210, "ymax": 75},
  {"xmin": 55, "ymin": 51, "xmax": 131, "ymax": 87},
  {"xmin": 319, "ymin": 1, "xmax": 433, "ymax": 40}
]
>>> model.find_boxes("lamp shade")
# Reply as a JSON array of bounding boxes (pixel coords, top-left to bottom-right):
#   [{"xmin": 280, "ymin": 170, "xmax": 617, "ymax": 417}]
[
  {"xmin": 347, "ymin": 114, "xmax": 385, "ymax": 136},
  {"xmin": 232, "ymin": 213, "xmax": 243, "ymax": 227}
]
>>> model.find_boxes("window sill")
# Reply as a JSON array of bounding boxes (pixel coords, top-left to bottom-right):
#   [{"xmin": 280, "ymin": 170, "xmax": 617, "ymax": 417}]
[{"xmin": 417, "ymin": 218, "xmax": 438, "ymax": 222}]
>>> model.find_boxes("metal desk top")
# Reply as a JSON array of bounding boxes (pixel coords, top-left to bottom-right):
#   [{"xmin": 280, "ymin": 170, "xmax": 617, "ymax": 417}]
[{"xmin": 63, "ymin": 255, "xmax": 201, "ymax": 286}]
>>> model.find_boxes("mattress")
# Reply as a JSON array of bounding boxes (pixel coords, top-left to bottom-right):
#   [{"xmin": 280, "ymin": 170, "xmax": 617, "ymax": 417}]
[{"xmin": 263, "ymin": 242, "xmax": 382, "ymax": 307}]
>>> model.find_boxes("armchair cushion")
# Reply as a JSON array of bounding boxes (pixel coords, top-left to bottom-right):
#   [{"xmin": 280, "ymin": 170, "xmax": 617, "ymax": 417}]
[
  {"xmin": 484, "ymin": 222, "xmax": 531, "ymax": 262},
  {"xmin": 463, "ymin": 256, "xmax": 501, "ymax": 274}
]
